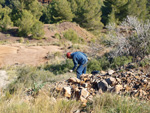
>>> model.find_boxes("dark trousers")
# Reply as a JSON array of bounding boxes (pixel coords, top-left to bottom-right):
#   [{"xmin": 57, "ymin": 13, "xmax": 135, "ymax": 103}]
[{"xmin": 76, "ymin": 64, "xmax": 87, "ymax": 79}]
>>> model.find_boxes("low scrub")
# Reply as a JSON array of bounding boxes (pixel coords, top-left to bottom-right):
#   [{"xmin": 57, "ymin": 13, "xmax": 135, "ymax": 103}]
[
  {"xmin": 44, "ymin": 59, "xmax": 74, "ymax": 75},
  {"xmin": 87, "ymin": 56, "xmax": 132, "ymax": 72},
  {"xmin": 6, "ymin": 66, "xmax": 55, "ymax": 94},
  {"xmin": 85, "ymin": 93, "xmax": 150, "ymax": 113},
  {"xmin": 63, "ymin": 29, "xmax": 84, "ymax": 44}
]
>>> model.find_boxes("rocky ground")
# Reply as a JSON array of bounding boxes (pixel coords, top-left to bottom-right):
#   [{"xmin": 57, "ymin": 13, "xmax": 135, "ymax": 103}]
[{"xmin": 47, "ymin": 63, "xmax": 150, "ymax": 107}]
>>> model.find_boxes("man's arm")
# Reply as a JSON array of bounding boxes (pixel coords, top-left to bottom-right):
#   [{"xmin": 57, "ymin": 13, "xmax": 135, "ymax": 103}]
[
  {"xmin": 72, "ymin": 56, "xmax": 78, "ymax": 71},
  {"xmin": 81, "ymin": 52, "xmax": 87, "ymax": 58}
]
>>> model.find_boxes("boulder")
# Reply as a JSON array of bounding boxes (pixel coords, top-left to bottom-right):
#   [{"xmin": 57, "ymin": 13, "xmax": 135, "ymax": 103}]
[
  {"xmin": 63, "ymin": 86, "xmax": 71, "ymax": 98},
  {"xmin": 97, "ymin": 80, "xmax": 108, "ymax": 92},
  {"xmin": 105, "ymin": 77, "xmax": 116, "ymax": 85}
]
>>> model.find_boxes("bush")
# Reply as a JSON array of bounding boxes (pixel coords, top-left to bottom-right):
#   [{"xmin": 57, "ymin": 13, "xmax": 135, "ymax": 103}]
[
  {"xmin": 17, "ymin": 10, "xmax": 44, "ymax": 39},
  {"xmin": 106, "ymin": 16, "xmax": 150, "ymax": 59},
  {"xmin": 17, "ymin": 10, "xmax": 34, "ymax": 36},
  {"xmin": 63, "ymin": 29, "xmax": 83, "ymax": 44},
  {"xmin": 87, "ymin": 56, "xmax": 132, "ymax": 72},
  {"xmin": 54, "ymin": 33, "xmax": 61, "ymax": 39},
  {"xmin": 110, "ymin": 56, "xmax": 133, "ymax": 69},
  {"xmin": 86, "ymin": 93, "xmax": 150, "ymax": 113},
  {"xmin": 0, "ymin": 5, "xmax": 13, "ymax": 31},
  {"xmin": 7, "ymin": 66, "xmax": 55, "ymax": 93},
  {"xmin": 44, "ymin": 59, "xmax": 74, "ymax": 75},
  {"xmin": 139, "ymin": 58, "xmax": 150, "ymax": 67},
  {"xmin": 31, "ymin": 20, "xmax": 44, "ymax": 39}
]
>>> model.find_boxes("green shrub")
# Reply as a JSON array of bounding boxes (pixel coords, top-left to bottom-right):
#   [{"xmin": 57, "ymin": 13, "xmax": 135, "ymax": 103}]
[
  {"xmin": 0, "ymin": 6, "xmax": 13, "ymax": 31},
  {"xmin": 63, "ymin": 29, "xmax": 83, "ymax": 44},
  {"xmin": 87, "ymin": 56, "xmax": 132, "ymax": 72},
  {"xmin": 54, "ymin": 33, "xmax": 61, "ymax": 39},
  {"xmin": 17, "ymin": 10, "xmax": 44, "ymax": 39},
  {"xmin": 87, "ymin": 59, "xmax": 102, "ymax": 72},
  {"xmin": 44, "ymin": 59, "xmax": 74, "ymax": 75},
  {"xmin": 7, "ymin": 66, "xmax": 55, "ymax": 93},
  {"xmin": 139, "ymin": 58, "xmax": 150, "ymax": 67},
  {"xmin": 31, "ymin": 20, "xmax": 44, "ymax": 39},
  {"xmin": 110, "ymin": 56, "xmax": 133, "ymax": 69},
  {"xmin": 86, "ymin": 93, "xmax": 150, "ymax": 113},
  {"xmin": 19, "ymin": 37, "xmax": 24, "ymax": 43},
  {"xmin": 17, "ymin": 10, "xmax": 34, "ymax": 36}
]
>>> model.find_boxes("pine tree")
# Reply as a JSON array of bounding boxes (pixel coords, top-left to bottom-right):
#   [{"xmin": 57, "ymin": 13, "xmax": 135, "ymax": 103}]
[
  {"xmin": 0, "ymin": 5, "xmax": 13, "ymax": 31},
  {"xmin": 127, "ymin": 0, "xmax": 147, "ymax": 20},
  {"xmin": 147, "ymin": 0, "xmax": 150, "ymax": 19},
  {"xmin": 17, "ymin": 9, "xmax": 44, "ymax": 39},
  {"xmin": 102, "ymin": 0, "xmax": 128, "ymax": 25},
  {"xmin": 50, "ymin": 0, "xmax": 74, "ymax": 23},
  {"xmin": 81, "ymin": 0, "xmax": 103, "ymax": 30},
  {"xmin": 6, "ymin": 0, "xmax": 43, "ymax": 24},
  {"xmin": 40, "ymin": 4, "xmax": 52, "ymax": 24},
  {"xmin": 69, "ymin": 0, "xmax": 103, "ymax": 30},
  {"xmin": 0, "ymin": 0, "xmax": 5, "ymax": 6}
]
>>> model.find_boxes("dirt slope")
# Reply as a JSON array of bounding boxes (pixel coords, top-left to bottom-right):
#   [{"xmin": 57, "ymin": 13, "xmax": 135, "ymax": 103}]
[
  {"xmin": 0, "ymin": 44, "xmax": 62, "ymax": 67},
  {"xmin": 0, "ymin": 22, "xmax": 96, "ymax": 67}
]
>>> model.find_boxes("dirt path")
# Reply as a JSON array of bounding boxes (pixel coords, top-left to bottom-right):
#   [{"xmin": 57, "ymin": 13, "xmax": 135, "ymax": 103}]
[{"xmin": 0, "ymin": 44, "xmax": 62, "ymax": 67}]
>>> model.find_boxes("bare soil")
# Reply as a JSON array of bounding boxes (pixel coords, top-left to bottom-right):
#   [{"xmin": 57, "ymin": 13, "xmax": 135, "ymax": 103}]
[
  {"xmin": 0, "ymin": 22, "xmax": 96, "ymax": 67},
  {"xmin": 0, "ymin": 44, "xmax": 62, "ymax": 67}
]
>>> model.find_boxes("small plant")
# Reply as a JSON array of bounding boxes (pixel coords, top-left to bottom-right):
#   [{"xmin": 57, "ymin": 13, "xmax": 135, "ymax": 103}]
[
  {"xmin": 19, "ymin": 37, "xmax": 25, "ymax": 43},
  {"xmin": 54, "ymin": 51, "xmax": 62, "ymax": 58},
  {"xmin": 63, "ymin": 29, "xmax": 84, "ymax": 44},
  {"xmin": 48, "ymin": 24, "xmax": 57, "ymax": 31},
  {"xmin": 54, "ymin": 33, "xmax": 61, "ymax": 39},
  {"xmin": 44, "ymin": 59, "xmax": 74, "ymax": 75},
  {"xmin": 139, "ymin": 58, "xmax": 150, "ymax": 67}
]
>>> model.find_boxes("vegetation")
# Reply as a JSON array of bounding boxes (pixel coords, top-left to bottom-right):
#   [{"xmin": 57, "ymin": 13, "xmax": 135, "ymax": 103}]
[
  {"xmin": 63, "ymin": 29, "xmax": 84, "ymax": 44},
  {"xmin": 85, "ymin": 93, "xmax": 150, "ymax": 113},
  {"xmin": 106, "ymin": 16, "xmax": 150, "ymax": 59},
  {"xmin": 0, "ymin": 0, "xmax": 149, "ymax": 38},
  {"xmin": 0, "ymin": 5, "xmax": 13, "ymax": 31},
  {"xmin": 0, "ymin": 0, "xmax": 150, "ymax": 113}
]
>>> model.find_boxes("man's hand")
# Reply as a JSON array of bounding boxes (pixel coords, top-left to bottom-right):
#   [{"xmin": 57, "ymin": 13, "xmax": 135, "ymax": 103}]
[
  {"xmin": 87, "ymin": 57, "xmax": 91, "ymax": 60},
  {"xmin": 69, "ymin": 70, "xmax": 73, "ymax": 73}
]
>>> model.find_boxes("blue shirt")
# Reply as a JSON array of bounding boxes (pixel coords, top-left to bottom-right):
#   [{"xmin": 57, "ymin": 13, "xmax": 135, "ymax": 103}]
[{"xmin": 71, "ymin": 51, "xmax": 88, "ymax": 71}]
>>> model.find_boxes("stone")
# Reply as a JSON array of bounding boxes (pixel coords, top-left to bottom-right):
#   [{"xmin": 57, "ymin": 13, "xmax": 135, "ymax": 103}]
[
  {"xmin": 115, "ymin": 85, "xmax": 123, "ymax": 93},
  {"xmin": 63, "ymin": 86, "xmax": 71, "ymax": 98},
  {"xmin": 100, "ymin": 70, "xmax": 107, "ymax": 75},
  {"xmin": 80, "ymin": 88, "xmax": 90, "ymax": 98},
  {"xmin": 105, "ymin": 77, "xmax": 116, "ymax": 85},
  {"xmin": 80, "ymin": 96, "xmax": 87, "ymax": 104},
  {"xmin": 97, "ymin": 80, "xmax": 108, "ymax": 92},
  {"xmin": 68, "ymin": 77, "xmax": 80, "ymax": 83},
  {"xmin": 108, "ymin": 70, "xmax": 115, "ymax": 75}
]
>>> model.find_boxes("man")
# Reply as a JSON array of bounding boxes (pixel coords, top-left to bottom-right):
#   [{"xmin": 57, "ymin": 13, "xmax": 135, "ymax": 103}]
[{"xmin": 66, "ymin": 51, "xmax": 88, "ymax": 79}]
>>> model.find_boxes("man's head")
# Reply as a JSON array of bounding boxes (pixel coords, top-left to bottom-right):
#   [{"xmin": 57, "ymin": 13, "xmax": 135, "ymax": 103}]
[{"xmin": 66, "ymin": 52, "xmax": 72, "ymax": 59}]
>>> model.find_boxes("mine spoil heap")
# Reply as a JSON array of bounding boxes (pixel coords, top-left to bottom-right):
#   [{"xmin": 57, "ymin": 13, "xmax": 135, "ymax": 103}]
[{"xmin": 54, "ymin": 64, "xmax": 150, "ymax": 106}]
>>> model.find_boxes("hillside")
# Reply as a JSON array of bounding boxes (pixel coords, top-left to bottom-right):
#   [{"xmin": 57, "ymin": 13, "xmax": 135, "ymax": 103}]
[{"xmin": 0, "ymin": 22, "xmax": 96, "ymax": 68}]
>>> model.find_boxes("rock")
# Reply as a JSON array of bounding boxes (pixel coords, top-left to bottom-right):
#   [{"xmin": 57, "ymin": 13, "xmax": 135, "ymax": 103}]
[
  {"xmin": 63, "ymin": 86, "xmax": 71, "ymax": 98},
  {"xmin": 53, "ymin": 65, "xmax": 150, "ymax": 102},
  {"xmin": 80, "ymin": 88, "xmax": 89, "ymax": 98},
  {"xmin": 105, "ymin": 77, "xmax": 116, "ymax": 85},
  {"xmin": 108, "ymin": 70, "xmax": 115, "ymax": 75},
  {"xmin": 68, "ymin": 77, "xmax": 80, "ymax": 83},
  {"xmin": 81, "ymin": 83, "xmax": 88, "ymax": 88},
  {"xmin": 80, "ymin": 96, "xmax": 87, "ymax": 103},
  {"xmin": 100, "ymin": 70, "xmax": 107, "ymax": 75},
  {"xmin": 73, "ymin": 109, "xmax": 80, "ymax": 113},
  {"xmin": 97, "ymin": 80, "xmax": 108, "ymax": 92},
  {"xmin": 126, "ymin": 63, "xmax": 136, "ymax": 69},
  {"xmin": 115, "ymin": 85, "xmax": 123, "ymax": 93}
]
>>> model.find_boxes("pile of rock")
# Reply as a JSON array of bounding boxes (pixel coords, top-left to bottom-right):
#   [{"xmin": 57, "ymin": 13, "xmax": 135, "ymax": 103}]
[{"xmin": 54, "ymin": 66, "xmax": 150, "ymax": 106}]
